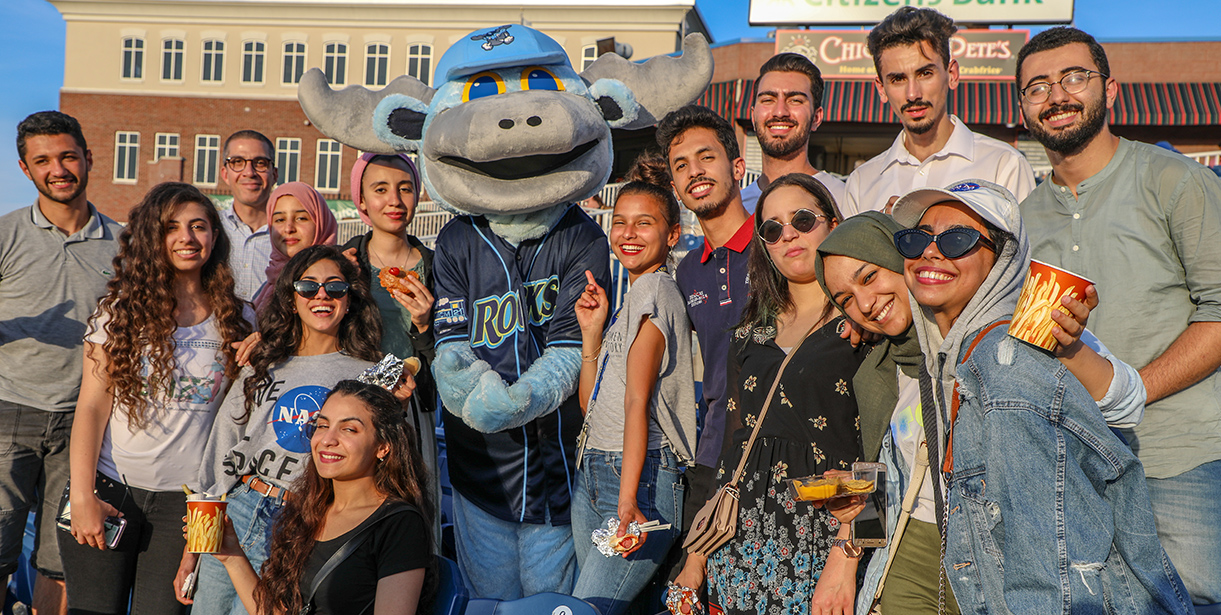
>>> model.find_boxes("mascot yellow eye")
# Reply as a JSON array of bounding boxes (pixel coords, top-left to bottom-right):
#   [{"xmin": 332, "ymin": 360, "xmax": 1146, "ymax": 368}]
[
  {"xmin": 463, "ymin": 71, "xmax": 505, "ymax": 101},
  {"xmin": 520, "ymin": 67, "xmax": 564, "ymax": 92}
]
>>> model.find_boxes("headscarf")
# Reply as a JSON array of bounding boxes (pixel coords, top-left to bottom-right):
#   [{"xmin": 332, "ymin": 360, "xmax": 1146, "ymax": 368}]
[
  {"xmin": 814, "ymin": 211, "xmax": 923, "ymax": 461},
  {"xmin": 350, "ymin": 152, "xmax": 420, "ymax": 227},
  {"xmin": 890, "ymin": 179, "xmax": 1030, "ymax": 460},
  {"xmin": 254, "ymin": 182, "xmax": 338, "ymax": 311}
]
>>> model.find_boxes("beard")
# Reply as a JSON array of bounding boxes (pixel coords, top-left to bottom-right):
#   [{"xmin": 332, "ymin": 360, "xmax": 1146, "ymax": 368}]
[
  {"xmin": 682, "ymin": 177, "xmax": 734, "ymax": 220},
  {"xmin": 1026, "ymin": 97, "xmax": 1108, "ymax": 155},
  {"xmin": 34, "ymin": 171, "xmax": 88, "ymax": 205},
  {"xmin": 756, "ymin": 119, "xmax": 810, "ymax": 159},
  {"xmin": 899, "ymin": 100, "xmax": 935, "ymax": 135}
]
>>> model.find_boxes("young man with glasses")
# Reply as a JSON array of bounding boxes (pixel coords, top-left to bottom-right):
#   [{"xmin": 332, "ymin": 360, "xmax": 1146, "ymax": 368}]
[
  {"xmin": 1017, "ymin": 28, "xmax": 1221, "ymax": 611},
  {"xmin": 219, "ymin": 130, "xmax": 278, "ymax": 301},
  {"xmin": 841, "ymin": 7, "xmax": 1035, "ymax": 217}
]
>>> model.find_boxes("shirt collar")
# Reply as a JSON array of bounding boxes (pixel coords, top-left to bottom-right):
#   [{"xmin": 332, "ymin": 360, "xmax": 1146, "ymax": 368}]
[
  {"xmin": 883, "ymin": 114, "xmax": 975, "ymax": 170},
  {"xmin": 700, "ymin": 214, "xmax": 755, "ymax": 263},
  {"xmin": 31, "ymin": 201, "xmax": 107, "ymax": 240}
]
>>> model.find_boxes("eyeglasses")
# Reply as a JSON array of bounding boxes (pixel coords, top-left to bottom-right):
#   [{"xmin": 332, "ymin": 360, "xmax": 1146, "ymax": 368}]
[
  {"xmin": 758, "ymin": 209, "xmax": 829, "ymax": 244},
  {"xmin": 292, "ymin": 280, "xmax": 351, "ymax": 299},
  {"xmin": 1020, "ymin": 69, "xmax": 1108, "ymax": 104},
  {"xmin": 894, "ymin": 227, "xmax": 996, "ymax": 259},
  {"xmin": 224, "ymin": 156, "xmax": 273, "ymax": 173}
]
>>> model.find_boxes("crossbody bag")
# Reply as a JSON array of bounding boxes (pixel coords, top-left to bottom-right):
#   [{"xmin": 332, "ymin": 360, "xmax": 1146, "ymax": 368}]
[{"xmin": 300, "ymin": 501, "xmax": 419, "ymax": 615}]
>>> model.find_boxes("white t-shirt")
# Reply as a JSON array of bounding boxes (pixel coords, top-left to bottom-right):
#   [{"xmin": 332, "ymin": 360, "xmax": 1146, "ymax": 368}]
[
  {"xmin": 842, "ymin": 115, "xmax": 1036, "ymax": 218},
  {"xmin": 88, "ymin": 313, "xmax": 235, "ymax": 492},
  {"xmin": 891, "ymin": 370, "xmax": 937, "ymax": 523}
]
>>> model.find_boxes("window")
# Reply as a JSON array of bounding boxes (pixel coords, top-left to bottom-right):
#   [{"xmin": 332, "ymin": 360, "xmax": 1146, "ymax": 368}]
[
  {"xmin": 276, "ymin": 138, "xmax": 301, "ymax": 184},
  {"xmin": 365, "ymin": 43, "xmax": 389, "ymax": 87},
  {"xmin": 315, "ymin": 139, "xmax": 342, "ymax": 192},
  {"xmin": 242, "ymin": 41, "xmax": 265, "ymax": 84},
  {"xmin": 406, "ymin": 43, "xmax": 432, "ymax": 86},
  {"xmin": 582, "ymin": 45, "xmax": 598, "ymax": 71},
  {"xmin": 194, "ymin": 134, "xmax": 220, "ymax": 185},
  {"xmin": 155, "ymin": 133, "xmax": 180, "ymax": 160},
  {"xmin": 202, "ymin": 39, "xmax": 224, "ymax": 82},
  {"xmin": 122, "ymin": 37, "xmax": 144, "ymax": 79},
  {"xmin": 324, "ymin": 42, "xmax": 347, "ymax": 86},
  {"xmin": 282, "ymin": 42, "xmax": 306, "ymax": 84},
  {"xmin": 113, "ymin": 132, "xmax": 139, "ymax": 182},
  {"xmin": 161, "ymin": 38, "xmax": 184, "ymax": 81}
]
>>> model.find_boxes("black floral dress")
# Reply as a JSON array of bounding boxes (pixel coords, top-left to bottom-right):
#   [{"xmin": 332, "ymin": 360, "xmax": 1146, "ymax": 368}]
[{"xmin": 707, "ymin": 317, "xmax": 866, "ymax": 615}]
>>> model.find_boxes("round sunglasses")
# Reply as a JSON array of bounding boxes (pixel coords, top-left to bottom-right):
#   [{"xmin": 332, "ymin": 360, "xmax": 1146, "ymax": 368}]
[
  {"xmin": 293, "ymin": 280, "xmax": 351, "ymax": 299},
  {"xmin": 894, "ymin": 227, "xmax": 997, "ymax": 259},
  {"xmin": 758, "ymin": 209, "xmax": 829, "ymax": 244}
]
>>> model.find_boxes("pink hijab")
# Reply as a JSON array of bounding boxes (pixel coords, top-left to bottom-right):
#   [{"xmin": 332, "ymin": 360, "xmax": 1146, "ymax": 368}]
[
  {"xmin": 254, "ymin": 182, "xmax": 338, "ymax": 311},
  {"xmin": 350, "ymin": 152, "xmax": 420, "ymax": 226}
]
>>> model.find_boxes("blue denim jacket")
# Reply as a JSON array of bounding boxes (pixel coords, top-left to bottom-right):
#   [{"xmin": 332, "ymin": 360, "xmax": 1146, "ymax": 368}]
[{"xmin": 943, "ymin": 325, "xmax": 1192, "ymax": 615}]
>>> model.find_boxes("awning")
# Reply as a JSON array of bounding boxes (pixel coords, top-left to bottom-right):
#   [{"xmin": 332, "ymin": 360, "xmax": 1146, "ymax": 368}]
[{"xmin": 696, "ymin": 78, "xmax": 1221, "ymax": 127}]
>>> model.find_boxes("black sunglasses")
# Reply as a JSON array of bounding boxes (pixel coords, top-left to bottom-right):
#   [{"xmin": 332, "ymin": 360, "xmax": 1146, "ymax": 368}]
[
  {"xmin": 894, "ymin": 227, "xmax": 997, "ymax": 259},
  {"xmin": 293, "ymin": 280, "xmax": 351, "ymax": 299},
  {"xmin": 758, "ymin": 209, "xmax": 829, "ymax": 244}
]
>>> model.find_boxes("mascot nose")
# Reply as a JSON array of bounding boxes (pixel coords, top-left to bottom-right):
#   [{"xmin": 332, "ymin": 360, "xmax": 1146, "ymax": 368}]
[
  {"xmin": 499, "ymin": 119, "xmax": 514, "ymax": 130},
  {"xmin": 498, "ymin": 116, "xmax": 544, "ymax": 130}
]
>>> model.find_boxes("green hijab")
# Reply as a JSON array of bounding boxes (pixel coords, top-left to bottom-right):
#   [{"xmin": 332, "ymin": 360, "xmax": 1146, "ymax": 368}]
[{"xmin": 814, "ymin": 211, "xmax": 923, "ymax": 462}]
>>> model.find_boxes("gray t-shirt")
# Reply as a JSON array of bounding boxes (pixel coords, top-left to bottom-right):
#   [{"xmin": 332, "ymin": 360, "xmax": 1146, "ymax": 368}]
[
  {"xmin": 0, "ymin": 203, "xmax": 119, "ymax": 410},
  {"xmin": 198, "ymin": 352, "xmax": 374, "ymax": 496},
  {"xmin": 584, "ymin": 271, "xmax": 698, "ymax": 463}
]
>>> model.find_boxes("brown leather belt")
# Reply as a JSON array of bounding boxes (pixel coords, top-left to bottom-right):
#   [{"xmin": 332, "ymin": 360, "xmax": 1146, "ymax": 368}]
[{"xmin": 241, "ymin": 475, "xmax": 289, "ymax": 501}]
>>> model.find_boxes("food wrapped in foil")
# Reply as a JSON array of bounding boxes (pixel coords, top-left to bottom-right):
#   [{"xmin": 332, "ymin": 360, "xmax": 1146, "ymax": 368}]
[
  {"xmin": 358, "ymin": 354, "xmax": 405, "ymax": 390},
  {"xmin": 590, "ymin": 517, "xmax": 642, "ymax": 558}
]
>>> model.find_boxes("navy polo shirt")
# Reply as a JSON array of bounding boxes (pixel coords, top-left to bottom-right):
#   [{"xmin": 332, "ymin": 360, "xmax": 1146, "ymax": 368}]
[
  {"xmin": 675, "ymin": 215, "xmax": 753, "ymax": 468},
  {"xmin": 433, "ymin": 204, "xmax": 611, "ymax": 524}
]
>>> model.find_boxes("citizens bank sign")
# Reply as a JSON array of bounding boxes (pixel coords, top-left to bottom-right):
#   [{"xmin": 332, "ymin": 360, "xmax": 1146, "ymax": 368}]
[
  {"xmin": 775, "ymin": 29, "xmax": 1029, "ymax": 79},
  {"xmin": 751, "ymin": 0, "xmax": 1073, "ymax": 25}
]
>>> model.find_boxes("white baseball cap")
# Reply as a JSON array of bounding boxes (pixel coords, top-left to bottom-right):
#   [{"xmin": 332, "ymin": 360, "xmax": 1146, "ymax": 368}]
[{"xmin": 891, "ymin": 179, "xmax": 1019, "ymax": 234}]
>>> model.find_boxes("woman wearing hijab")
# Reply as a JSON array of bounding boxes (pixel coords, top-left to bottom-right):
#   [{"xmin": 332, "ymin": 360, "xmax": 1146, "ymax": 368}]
[{"xmin": 252, "ymin": 182, "xmax": 338, "ymax": 312}]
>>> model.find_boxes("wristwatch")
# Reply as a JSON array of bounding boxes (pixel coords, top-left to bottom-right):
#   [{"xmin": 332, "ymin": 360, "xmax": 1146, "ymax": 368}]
[{"xmin": 832, "ymin": 538, "xmax": 862, "ymax": 558}]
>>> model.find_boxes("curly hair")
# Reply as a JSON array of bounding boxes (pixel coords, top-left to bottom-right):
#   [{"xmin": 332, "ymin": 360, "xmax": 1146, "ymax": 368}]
[
  {"xmin": 739, "ymin": 173, "xmax": 840, "ymax": 329},
  {"xmin": 91, "ymin": 182, "xmax": 251, "ymax": 428},
  {"xmin": 17, "ymin": 111, "xmax": 87, "ymax": 162},
  {"xmin": 867, "ymin": 7, "xmax": 957, "ymax": 74},
  {"xmin": 239, "ymin": 245, "xmax": 383, "ymax": 423},
  {"xmin": 656, "ymin": 105, "xmax": 741, "ymax": 164},
  {"xmin": 254, "ymin": 380, "xmax": 435, "ymax": 615}
]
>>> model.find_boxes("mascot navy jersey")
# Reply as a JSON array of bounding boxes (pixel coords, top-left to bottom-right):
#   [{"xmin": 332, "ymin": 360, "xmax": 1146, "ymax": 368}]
[{"xmin": 433, "ymin": 204, "xmax": 610, "ymax": 523}]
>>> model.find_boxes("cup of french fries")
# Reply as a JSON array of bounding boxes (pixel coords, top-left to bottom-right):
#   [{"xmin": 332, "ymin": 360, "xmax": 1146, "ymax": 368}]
[
  {"xmin": 185, "ymin": 494, "xmax": 227, "ymax": 554},
  {"xmin": 1009, "ymin": 259, "xmax": 1094, "ymax": 352}
]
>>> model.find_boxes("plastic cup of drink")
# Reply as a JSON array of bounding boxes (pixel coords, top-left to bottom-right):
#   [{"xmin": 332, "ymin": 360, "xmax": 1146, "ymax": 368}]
[
  {"xmin": 1008, "ymin": 260, "xmax": 1094, "ymax": 352},
  {"xmin": 185, "ymin": 495, "xmax": 227, "ymax": 554}
]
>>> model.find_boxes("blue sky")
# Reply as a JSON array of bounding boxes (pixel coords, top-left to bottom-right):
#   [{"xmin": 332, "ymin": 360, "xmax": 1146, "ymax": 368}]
[{"xmin": 2, "ymin": 0, "xmax": 1219, "ymax": 214}]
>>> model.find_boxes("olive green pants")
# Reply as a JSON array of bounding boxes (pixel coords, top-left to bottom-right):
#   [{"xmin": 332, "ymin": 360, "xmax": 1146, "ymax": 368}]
[{"xmin": 878, "ymin": 519, "xmax": 961, "ymax": 615}]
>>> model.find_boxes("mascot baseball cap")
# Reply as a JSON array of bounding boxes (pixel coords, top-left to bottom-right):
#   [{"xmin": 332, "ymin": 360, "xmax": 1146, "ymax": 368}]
[
  {"xmin": 891, "ymin": 179, "xmax": 1018, "ymax": 234},
  {"xmin": 436, "ymin": 24, "xmax": 570, "ymax": 81}
]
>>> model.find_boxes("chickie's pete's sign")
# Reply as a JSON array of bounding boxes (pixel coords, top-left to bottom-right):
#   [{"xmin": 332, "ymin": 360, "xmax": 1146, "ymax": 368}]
[
  {"xmin": 751, "ymin": 0, "xmax": 1073, "ymax": 25},
  {"xmin": 775, "ymin": 29, "xmax": 1029, "ymax": 80}
]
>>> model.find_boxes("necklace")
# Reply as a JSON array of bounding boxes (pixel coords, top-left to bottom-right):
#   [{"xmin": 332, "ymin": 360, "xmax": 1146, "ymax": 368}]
[{"xmin": 369, "ymin": 243, "xmax": 416, "ymax": 272}]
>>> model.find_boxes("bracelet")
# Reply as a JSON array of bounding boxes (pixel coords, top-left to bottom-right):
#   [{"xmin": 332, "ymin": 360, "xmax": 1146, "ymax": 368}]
[
  {"xmin": 832, "ymin": 538, "xmax": 862, "ymax": 559},
  {"xmin": 582, "ymin": 345, "xmax": 602, "ymax": 362}
]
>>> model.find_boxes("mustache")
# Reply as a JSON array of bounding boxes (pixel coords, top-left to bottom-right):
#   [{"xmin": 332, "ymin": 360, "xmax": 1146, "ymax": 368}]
[
  {"xmin": 47, "ymin": 171, "xmax": 78, "ymax": 184},
  {"xmin": 1040, "ymin": 102, "xmax": 1085, "ymax": 122},
  {"xmin": 901, "ymin": 100, "xmax": 931, "ymax": 113},
  {"xmin": 685, "ymin": 175, "xmax": 715, "ymax": 193}
]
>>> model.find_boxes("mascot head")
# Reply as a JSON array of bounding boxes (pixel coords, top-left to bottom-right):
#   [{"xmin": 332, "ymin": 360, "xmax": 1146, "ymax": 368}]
[{"xmin": 298, "ymin": 24, "xmax": 713, "ymax": 216}]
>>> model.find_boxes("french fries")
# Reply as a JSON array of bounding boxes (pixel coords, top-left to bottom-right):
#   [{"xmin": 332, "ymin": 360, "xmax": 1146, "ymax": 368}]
[
  {"xmin": 185, "ymin": 502, "xmax": 225, "ymax": 553},
  {"xmin": 1009, "ymin": 263, "xmax": 1091, "ymax": 351}
]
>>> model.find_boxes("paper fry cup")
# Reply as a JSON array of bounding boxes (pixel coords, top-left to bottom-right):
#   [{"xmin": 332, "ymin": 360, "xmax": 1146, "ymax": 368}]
[
  {"xmin": 1008, "ymin": 260, "xmax": 1094, "ymax": 352},
  {"xmin": 186, "ymin": 495, "xmax": 227, "ymax": 554}
]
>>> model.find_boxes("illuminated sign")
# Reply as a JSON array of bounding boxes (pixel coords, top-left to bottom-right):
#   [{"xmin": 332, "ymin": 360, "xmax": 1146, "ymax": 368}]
[
  {"xmin": 751, "ymin": 0, "xmax": 1073, "ymax": 26},
  {"xmin": 775, "ymin": 29, "xmax": 1029, "ymax": 80}
]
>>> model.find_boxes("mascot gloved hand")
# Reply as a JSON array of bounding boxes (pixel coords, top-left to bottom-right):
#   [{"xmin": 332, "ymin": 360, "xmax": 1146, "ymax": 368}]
[{"xmin": 436, "ymin": 341, "xmax": 581, "ymax": 433}]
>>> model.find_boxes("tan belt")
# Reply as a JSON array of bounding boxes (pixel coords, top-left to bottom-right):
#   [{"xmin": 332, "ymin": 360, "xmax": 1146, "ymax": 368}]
[{"xmin": 241, "ymin": 475, "xmax": 289, "ymax": 501}]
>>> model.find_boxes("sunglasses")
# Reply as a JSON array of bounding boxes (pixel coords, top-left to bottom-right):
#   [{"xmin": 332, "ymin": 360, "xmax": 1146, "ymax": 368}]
[
  {"xmin": 758, "ymin": 209, "xmax": 829, "ymax": 244},
  {"xmin": 292, "ymin": 280, "xmax": 351, "ymax": 299},
  {"xmin": 894, "ymin": 227, "xmax": 997, "ymax": 259}
]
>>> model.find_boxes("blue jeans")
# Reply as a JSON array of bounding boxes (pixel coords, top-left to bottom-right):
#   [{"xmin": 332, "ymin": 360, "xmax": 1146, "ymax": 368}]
[
  {"xmin": 451, "ymin": 490, "xmax": 576, "ymax": 599},
  {"xmin": 571, "ymin": 448, "xmax": 683, "ymax": 615},
  {"xmin": 190, "ymin": 481, "xmax": 286, "ymax": 615},
  {"xmin": 1147, "ymin": 459, "xmax": 1221, "ymax": 607}
]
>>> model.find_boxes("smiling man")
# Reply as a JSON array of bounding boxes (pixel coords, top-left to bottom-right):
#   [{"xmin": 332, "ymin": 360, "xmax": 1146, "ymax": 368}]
[
  {"xmin": 842, "ymin": 7, "xmax": 1034, "ymax": 217},
  {"xmin": 219, "ymin": 130, "xmax": 278, "ymax": 301},
  {"xmin": 740, "ymin": 53, "xmax": 845, "ymax": 211},
  {"xmin": 1017, "ymin": 28, "xmax": 1221, "ymax": 610},
  {"xmin": 0, "ymin": 111, "xmax": 120, "ymax": 615}
]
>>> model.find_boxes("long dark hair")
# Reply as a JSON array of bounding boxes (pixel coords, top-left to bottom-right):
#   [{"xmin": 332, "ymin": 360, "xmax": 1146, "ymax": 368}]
[
  {"xmin": 91, "ymin": 182, "xmax": 251, "ymax": 426},
  {"xmin": 240, "ymin": 245, "xmax": 383, "ymax": 422},
  {"xmin": 254, "ymin": 380, "xmax": 435, "ymax": 615},
  {"xmin": 739, "ymin": 173, "xmax": 840, "ymax": 328}
]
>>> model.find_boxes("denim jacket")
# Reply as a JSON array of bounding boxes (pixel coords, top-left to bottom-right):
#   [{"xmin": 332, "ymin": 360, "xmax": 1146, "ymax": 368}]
[{"xmin": 942, "ymin": 325, "xmax": 1192, "ymax": 615}]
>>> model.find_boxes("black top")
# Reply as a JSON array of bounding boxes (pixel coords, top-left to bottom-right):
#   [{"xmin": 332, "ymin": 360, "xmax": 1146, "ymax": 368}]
[{"xmin": 300, "ymin": 502, "xmax": 431, "ymax": 615}]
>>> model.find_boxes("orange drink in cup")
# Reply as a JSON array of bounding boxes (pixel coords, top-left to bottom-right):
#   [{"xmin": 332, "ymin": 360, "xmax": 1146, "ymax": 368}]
[
  {"xmin": 185, "ymin": 495, "xmax": 227, "ymax": 554},
  {"xmin": 1009, "ymin": 260, "xmax": 1094, "ymax": 352}
]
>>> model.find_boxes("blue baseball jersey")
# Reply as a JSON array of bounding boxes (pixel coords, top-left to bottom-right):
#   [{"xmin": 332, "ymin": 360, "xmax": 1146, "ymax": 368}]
[{"xmin": 433, "ymin": 204, "xmax": 610, "ymax": 524}]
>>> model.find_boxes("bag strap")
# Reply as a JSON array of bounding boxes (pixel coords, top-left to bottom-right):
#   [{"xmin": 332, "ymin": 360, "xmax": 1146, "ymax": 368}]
[
  {"xmin": 869, "ymin": 434, "xmax": 930, "ymax": 611},
  {"xmin": 726, "ymin": 321, "xmax": 821, "ymax": 487},
  {"xmin": 941, "ymin": 320, "xmax": 1009, "ymax": 475},
  {"xmin": 303, "ymin": 501, "xmax": 418, "ymax": 613}
]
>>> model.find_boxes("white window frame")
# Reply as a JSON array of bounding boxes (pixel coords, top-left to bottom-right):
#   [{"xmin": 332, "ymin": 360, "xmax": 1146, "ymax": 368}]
[
  {"xmin": 121, "ymin": 37, "xmax": 145, "ymax": 80},
  {"xmin": 315, "ymin": 139, "xmax": 343, "ymax": 192},
  {"xmin": 406, "ymin": 43, "xmax": 432, "ymax": 86},
  {"xmin": 161, "ymin": 38, "xmax": 184, "ymax": 82},
  {"xmin": 241, "ymin": 40, "xmax": 266, "ymax": 84},
  {"xmin": 581, "ymin": 45, "xmax": 598, "ymax": 71},
  {"xmin": 276, "ymin": 137, "xmax": 301, "ymax": 185},
  {"xmin": 113, "ymin": 132, "xmax": 139, "ymax": 183},
  {"xmin": 201, "ymin": 39, "xmax": 225, "ymax": 83},
  {"xmin": 193, "ymin": 134, "xmax": 221, "ymax": 186},
  {"xmin": 365, "ymin": 43, "xmax": 390, "ymax": 87},
  {"xmin": 154, "ymin": 133, "xmax": 180, "ymax": 161},
  {"xmin": 282, "ymin": 41, "xmax": 306, "ymax": 85},
  {"xmin": 324, "ymin": 42, "xmax": 347, "ymax": 86}
]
